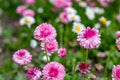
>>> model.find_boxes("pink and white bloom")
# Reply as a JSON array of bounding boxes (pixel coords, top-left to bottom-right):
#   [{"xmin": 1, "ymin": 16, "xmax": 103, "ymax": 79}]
[
  {"xmin": 12, "ymin": 49, "xmax": 32, "ymax": 65},
  {"xmin": 116, "ymin": 31, "xmax": 120, "ymax": 38},
  {"xmin": 41, "ymin": 39, "xmax": 58, "ymax": 53},
  {"xmin": 42, "ymin": 62, "xmax": 66, "ymax": 80},
  {"xmin": 58, "ymin": 48, "xmax": 66, "ymax": 57},
  {"xmin": 26, "ymin": 68, "xmax": 42, "ymax": 80},
  {"xmin": 112, "ymin": 65, "xmax": 120, "ymax": 80},
  {"xmin": 34, "ymin": 23, "xmax": 56, "ymax": 42},
  {"xmin": 23, "ymin": 9, "xmax": 35, "ymax": 17},
  {"xmin": 59, "ymin": 12, "xmax": 70, "ymax": 24},
  {"xmin": 77, "ymin": 27, "xmax": 101, "ymax": 49},
  {"xmin": 16, "ymin": 6, "xmax": 26, "ymax": 15},
  {"xmin": 78, "ymin": 62, "xmax": 91, "ymax": 74}
]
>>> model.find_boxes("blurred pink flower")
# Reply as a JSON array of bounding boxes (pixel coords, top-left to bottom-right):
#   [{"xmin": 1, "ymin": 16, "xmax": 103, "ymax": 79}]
[
  {"xmin": 93, "ymin": 75, "xmax": 97, "ymax": 80},
  {"xmin": 116, "ymin": 14, "xmax": 120, "ymax": 23},
  {"xmin": 77, "ymin": 27, "xmax": 101, "ymax": 49},
  {"xmin": 112, "ymin": 65, "xmax": 120, "ymax": 80},
  {"xmin": 12, "ymin": 49, "xmax": 32, "ymax": 65},
  {"xmin": 59, "ymin": 12, "xmax": 70, "ymax": 24},
  {"xmin": 97, "ymin": 0, "xmax": 114, "ymax": 7},
  {"xmin": 42, "ymin": 62, "xmax": 66, "ymax": 80},
  {"xmin": 58, "ymin": 48, "xmax": 66, "ymax": 57},
  {"xmin": 23, "ymin": 9, "xmax": 35, "ymax": 17},
  {"xmin": 116, "ymin": 38, "xmax": 120, "ymax": 52},
  {"xmin": 51, "ymin": 0, "xmax": 72, "ymax": 8},
  {"xmin": 74, "ymin": 0, "xmax": 81, "ymax": 2},
  {"xmin": 44, "ymin": 39, "xmax": 58, "ymax": 53},
  {"xmin": 34, "ymin": 23, "xmax": 56, "ymax": 42},
  {"xmin": 116, "ymin": 31, "xmax": 120, "ymax": 38},
  {"xmin": 16, "ymin": 6, "xmax": 26, "ymax": 15},
  {"xmin": 78, "ymin": 62, "xmax": 91, "ymax": 74},
  {"xmin": 25, "ymin": 0, "xmax": 35, "ymax": 5},
  {"xmin": 26, "ymin": 68, "xmax": 42, "ymax": 80},
  {"xmin": 89, "ymin": 2, "xmax": 96, "ymax": 8}
]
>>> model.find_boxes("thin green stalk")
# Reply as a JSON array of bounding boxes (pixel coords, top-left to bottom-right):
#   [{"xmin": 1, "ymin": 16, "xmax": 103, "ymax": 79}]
[
  {"xmin": 46, "ymin": 53, "xmax": 49, "ymax": 63},
  {"xmin": 104, "ymin": 51, "xmax": 112, "ymax": 77},
  {"xmin": 60, "ymin": 25, "xmax": 63, "ymax": 47},
  {"xmin": 85, "ymin": 49, "xmax": 89, "ymax": 62}
]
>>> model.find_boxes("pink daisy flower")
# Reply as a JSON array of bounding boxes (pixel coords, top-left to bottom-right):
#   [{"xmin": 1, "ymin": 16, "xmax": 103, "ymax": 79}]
[
  {"xmin": 58, "ymin": 48, "xmax": 66, "ymax": 57},
  {"xmin": 16, "ymin": 6, "xmax": 26, "ymax": 15},
  {"xmin": 78, "ymin": 62, "xmax": 91, "ymax": 74},
  {"xmin": 23, "ymin": 9, "xmax": 35, "ymax": 17},
  {"xmin": 42, "ymin": 62, "xmax": 66, "ymax": 80},
  {"xmin": 77, "ymin": 27, "xmax": 101, "ymax": 49},
  {"xmin": 26, "ymin": 68, "xmax": 42, "ymax": 80},
  {"xmin": 112, "ymin": 65, "xmax": 120, "ymax": 80},
  {"xmin": 12, "ymin": 49, "xmax": 32, "ymax": 65},
  {"xmin": 59, "ymin": 12, "xmax": 70, "ymax": 24},
  {"xmin": 41, "ymin": 39, "xmax": 58, "ymax": 53},
  {"xmin": 34, "ymin": 23, "xmax": 56, "ymax": 42}
]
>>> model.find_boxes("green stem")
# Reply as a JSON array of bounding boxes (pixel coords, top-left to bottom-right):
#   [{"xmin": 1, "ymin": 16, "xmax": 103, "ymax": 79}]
[
  {"xmin": 46, "ymin": 53, "xmax": 49, "ymax": 63},
  {"xmin": 60, "ymin": 25, "xmax": 63, "ymax": 47},
  {"xmin": 85, "ymin": 49, "xmax": 89, "ymax": 62},
  {"xmin": 104, "ymin": 51, "xmax": 112, "ymax": 77}
]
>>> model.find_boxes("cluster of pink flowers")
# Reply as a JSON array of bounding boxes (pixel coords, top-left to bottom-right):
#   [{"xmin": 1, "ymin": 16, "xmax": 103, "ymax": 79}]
[
  {"xmin": 34, "ymin": 23, "xmax": 58, "ymax": 53},
  {"xmin": 50, "ymin": 0, "xmax": 72, "ymax": 9},
  {"xmin": 77, "ymin": 27, "xmax": 101, "ymax": 49},
  {"xmin": 12, "ymin": 49, "xmax": 66, "ymax": 80},
  {"xmin": 16, "ymin": 5, "xmax": 35, "ymax": 16}
]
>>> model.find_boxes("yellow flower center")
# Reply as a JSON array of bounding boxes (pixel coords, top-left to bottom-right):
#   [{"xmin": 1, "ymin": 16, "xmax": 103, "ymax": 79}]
[
  {"xmin": 100, "ymin": 17, "xmax": 107, "ymax": 25},
  {"xmin": 75, "ymin": 26, "xmax": 81, "ymax": 32},
  {"xmin": 72, "ymin": 16, "xmax": 76, "ymax": 20},
  {"xmin": 25, "ymin": 18, "xmax": 30, "ymax": 24}
]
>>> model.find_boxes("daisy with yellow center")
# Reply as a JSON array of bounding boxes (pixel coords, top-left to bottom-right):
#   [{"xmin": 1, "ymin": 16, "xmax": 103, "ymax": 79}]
[
  {"xmin": 68, "ymin": 14, "xmax": 81, "ymax": 22},
  {"xmin": 99, "ymin": 17, "xmax": 107, "ymax": 25},
  {"xmin": 72, "ymin": 22, "xmax": 85, "ymax": 34},
  {"xmin": 99, "ymin": 16, "xmax": 111, "ymax": 26},
  {"xmin": 25, "ymin": 18, "xmax": 31, "ymax": 24},
  {"xmin": 19, "ymin": 16, "xmax": 35, "ymax": 28}
]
